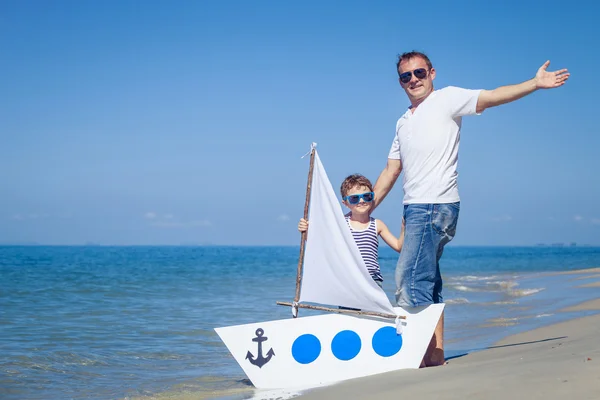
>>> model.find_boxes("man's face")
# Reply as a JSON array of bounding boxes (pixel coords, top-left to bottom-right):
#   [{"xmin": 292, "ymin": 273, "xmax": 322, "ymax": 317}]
[{"xmin": 398, "ymin": 56, "xmax": 436, "ymax": 103}]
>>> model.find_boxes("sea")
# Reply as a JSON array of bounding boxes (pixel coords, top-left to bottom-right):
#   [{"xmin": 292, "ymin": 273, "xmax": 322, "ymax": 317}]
[{"xmin": 1, "ymin": 245, "xmax": 600, "ymax": 400}]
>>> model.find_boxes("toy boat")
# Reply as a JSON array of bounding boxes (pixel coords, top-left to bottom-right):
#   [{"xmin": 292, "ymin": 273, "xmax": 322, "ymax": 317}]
[{"xmin": 215, "ymin": 143, "xmax": 444, "ymax": 390}]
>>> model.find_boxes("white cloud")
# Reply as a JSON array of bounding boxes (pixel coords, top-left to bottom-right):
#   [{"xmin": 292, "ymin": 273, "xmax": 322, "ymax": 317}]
[
  {"xmin": 574, "ymin": 215, "xmax": 583, "ymax": 222},
  {"xmin": 591, "ymin": 218, "xmax": 600, "ymax": 225},
  {"xmin": 144, "ymin": 213, "xmax": 211, "ymax": 228},
  {"xmin": 150, "ymin": 219, "xmax": 211, "ymax": 228},
  {"xmin": 144, "ymin": 212, "xmax": 175, "ymax": 220},
  {"xmin": 491, "ymin": 215, "xmax": 512, "ymax": 222},
  {"xmin": 277, "ymin": 214, "xmax": 290, "ymax": 222},
  {"xmin": 10, "ymin": 213, "xmax": 60, "ymax": 221}
]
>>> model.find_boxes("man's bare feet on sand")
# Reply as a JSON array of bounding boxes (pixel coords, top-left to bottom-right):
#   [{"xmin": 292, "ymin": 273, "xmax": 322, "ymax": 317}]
[
  {"xmin": 422, "ymin": 348, "xmax": 447, "ymax": 367},
  {"xmin": 420, "ymin": 359, "xmax": 448, "ymax": 368}
]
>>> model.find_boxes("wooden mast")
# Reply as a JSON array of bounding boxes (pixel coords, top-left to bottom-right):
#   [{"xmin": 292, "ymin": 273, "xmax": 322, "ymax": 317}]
[{"xmin": 292, "ymin": 145, "xmax": 316, "ymax": 317}]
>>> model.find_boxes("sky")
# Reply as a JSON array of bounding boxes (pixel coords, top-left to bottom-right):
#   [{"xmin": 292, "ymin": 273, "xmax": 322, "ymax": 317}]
[{"xmin": 1, "ymin": 0, "xmax": 599, "ymax": 246}]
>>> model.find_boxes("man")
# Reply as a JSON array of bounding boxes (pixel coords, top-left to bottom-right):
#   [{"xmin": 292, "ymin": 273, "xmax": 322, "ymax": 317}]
[{"xmin": 372, "ymin": 51, "xmax": 569, "ymax": 367}]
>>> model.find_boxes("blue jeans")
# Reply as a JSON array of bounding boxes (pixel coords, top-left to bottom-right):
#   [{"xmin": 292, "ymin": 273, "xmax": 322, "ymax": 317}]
[{"xmin": 395, "ymin": 202, "xmax": 460, "ymax": 307}]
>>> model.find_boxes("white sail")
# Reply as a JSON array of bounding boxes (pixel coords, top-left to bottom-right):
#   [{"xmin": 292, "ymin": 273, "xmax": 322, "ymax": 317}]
[{"xmin": 298, "ymin": 146, "xmax": 396, "ymax": 315}]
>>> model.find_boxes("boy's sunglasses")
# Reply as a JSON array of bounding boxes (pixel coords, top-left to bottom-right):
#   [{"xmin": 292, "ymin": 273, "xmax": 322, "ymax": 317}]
[
  {"xmin": 343, "ymin": 192, "xmax": 374, "ymax": 205},
  {"xmin": 399, "ymin": 68, "xmax": 428, "ymax": 84}
]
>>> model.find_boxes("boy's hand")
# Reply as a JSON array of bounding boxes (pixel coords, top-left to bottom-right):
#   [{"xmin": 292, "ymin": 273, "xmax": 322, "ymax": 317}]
[{"xmin": 298, "ymin": 218, "xmax": 309, "ymax": 232}]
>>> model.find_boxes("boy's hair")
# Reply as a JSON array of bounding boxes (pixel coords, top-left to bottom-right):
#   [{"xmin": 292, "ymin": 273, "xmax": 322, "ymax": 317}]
[{"xmin": 340, "ymin": 174, "xmax": 374, "ymax": 198}]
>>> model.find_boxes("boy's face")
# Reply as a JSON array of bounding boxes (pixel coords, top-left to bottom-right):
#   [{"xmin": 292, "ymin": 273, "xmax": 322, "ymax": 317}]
[{"xmin": 342, "ymin": 185, "xmax": 374, "ymax": 212}]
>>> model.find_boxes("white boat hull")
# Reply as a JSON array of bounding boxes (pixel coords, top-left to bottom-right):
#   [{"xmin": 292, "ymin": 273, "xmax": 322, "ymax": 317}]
[{"xmin": 214, "ymin": 304, "xmax": 444, "ymax": 390}]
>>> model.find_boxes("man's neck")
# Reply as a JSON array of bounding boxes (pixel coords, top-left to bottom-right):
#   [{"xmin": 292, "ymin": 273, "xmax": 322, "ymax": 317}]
[{"xmin": 409, "ymin": 89, "xmax": 433, "ymax": 112}]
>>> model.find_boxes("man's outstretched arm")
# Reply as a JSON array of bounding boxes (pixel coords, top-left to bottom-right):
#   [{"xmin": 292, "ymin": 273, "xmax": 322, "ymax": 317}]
[
  {"xmin": 476, "ymin": 60, "xmax": 569, "ymax": 114},
  {"xmin": 372, "ymin": 158, "xmax": 402, "ymax": 212}
]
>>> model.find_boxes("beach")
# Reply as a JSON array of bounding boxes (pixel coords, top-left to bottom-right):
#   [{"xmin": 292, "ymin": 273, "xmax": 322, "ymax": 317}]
[
  {"xmin": 297, "ymin": 299, "xmax": 600, "ymax": 400},
  {"xmin": 3, "ymin": 246, "xmax": 600, "ymax": 400}
]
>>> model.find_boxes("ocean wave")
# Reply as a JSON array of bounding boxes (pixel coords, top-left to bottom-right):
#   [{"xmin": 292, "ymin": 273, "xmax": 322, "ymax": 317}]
[
  {"xmin": 248, "ymin": 388, "xmax": 303, "ymax": 400},
  {"xmin": 508, "ymin": 288, "xmax": 544, "ymax": 297},
  {"xmin": 480, "ymin": 317, "xmax": 520, "ymax": 327},
  {"xmin": 486, "ymin": 281, "xmax": 519, "ymax": 291},
  {"xmin": 445, "ymin": 297, "xmax": 470, "ymax": 304},
  {"xmin": 127, "ymin": 376, "xmax": 256, "ymax": 400},
  {"xmin": 447, "ymin": 279, "xmax": 542, "ymax": 299},
  {"xmin": 448, "ymin": 275, "xmax": 499, "ymax": 282},
  {"xmin": 447, "ymin": 280, "xmax": 516, "ymax": 292},
  {"xmin": 448, "ymin": 285, "xmax": 479, "ymax": 292}
]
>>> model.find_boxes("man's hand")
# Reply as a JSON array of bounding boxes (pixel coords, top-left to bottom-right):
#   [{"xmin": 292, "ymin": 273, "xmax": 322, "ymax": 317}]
[{"xmin": 535, "ymin": 60, "xmax": 570, "ymax": 89}]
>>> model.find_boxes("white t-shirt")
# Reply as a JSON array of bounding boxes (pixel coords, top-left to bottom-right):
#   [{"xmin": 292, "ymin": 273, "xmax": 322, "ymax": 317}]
[{"xmin": 388, "ymin": 86, "xmax": 482, "ymax": 204}]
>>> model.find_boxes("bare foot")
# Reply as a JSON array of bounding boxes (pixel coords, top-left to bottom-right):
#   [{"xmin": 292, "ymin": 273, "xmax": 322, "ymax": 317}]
[{"xmin": 425, "ymin": 348, "xmax": 446, "ymax": 367}]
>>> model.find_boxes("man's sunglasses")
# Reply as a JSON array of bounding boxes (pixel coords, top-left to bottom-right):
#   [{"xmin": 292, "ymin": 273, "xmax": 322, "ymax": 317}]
[
  {"xmin": 343, "ymin": 192, "xmax": 374, "ymax": 205},
  {"xmin": 399, "ymin": 68, "xmax": 428, "ymax": 84}
]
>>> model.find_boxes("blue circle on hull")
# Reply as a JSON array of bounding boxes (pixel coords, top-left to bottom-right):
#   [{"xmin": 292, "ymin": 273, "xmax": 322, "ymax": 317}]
[
  {"xmin": 372, "ymin": 326, "xmax": 403, "ymax": 357},
  {"xmin": 331, "ymin": 330, "xmax": 361, "ymax": 361},
  {"xmin": 292, "ymin": 334, "xmax": 321, "ymax": 364}
]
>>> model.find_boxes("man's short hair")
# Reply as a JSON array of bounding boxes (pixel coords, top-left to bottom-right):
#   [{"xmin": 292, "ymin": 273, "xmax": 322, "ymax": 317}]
[
  {"xmin": 340, "ymin": 174, "xmax": 374, "ymax": 198},
  {"xmin": 396, "ymin": 51, "xmax": 433, "ymax": 76}
]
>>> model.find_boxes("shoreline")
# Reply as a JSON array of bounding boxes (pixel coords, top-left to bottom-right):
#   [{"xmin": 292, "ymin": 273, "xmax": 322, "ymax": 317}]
[{"xmin": 296, "ymin": 295, "xmax": 600, "ymax": 399}]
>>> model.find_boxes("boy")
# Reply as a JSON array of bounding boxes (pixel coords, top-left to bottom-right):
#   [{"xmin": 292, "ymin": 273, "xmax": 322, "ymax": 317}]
[{"xmin": 298, "ymin": 174, "xmax": 404, "ymax": 287}]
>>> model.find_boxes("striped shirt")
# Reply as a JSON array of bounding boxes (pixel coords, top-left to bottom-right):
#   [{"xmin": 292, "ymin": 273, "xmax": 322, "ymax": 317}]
[{"xmin": 345, "ymin": 216, "xmax": 383, "ymax": 282}]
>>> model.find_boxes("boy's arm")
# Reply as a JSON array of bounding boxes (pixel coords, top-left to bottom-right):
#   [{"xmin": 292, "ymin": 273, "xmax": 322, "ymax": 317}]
[
  {"xmin": 398, "ymin": 218, "xmax": 405, "ymax": 251},
  {"xmin": 377, "ymin": 219, "xmax": 403, "ymax": 253}
]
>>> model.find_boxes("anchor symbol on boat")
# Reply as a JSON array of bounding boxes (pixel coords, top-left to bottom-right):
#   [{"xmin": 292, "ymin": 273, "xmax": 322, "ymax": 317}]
[{"xmin": 246, "ymin": 328, "xmax": 275, "ymax": 368}]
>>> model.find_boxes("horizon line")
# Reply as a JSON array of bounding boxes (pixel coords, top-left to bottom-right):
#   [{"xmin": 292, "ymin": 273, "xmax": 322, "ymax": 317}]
[{"xmin": 0, "ymin": 243, "xmax": 597, "ymax": 248}]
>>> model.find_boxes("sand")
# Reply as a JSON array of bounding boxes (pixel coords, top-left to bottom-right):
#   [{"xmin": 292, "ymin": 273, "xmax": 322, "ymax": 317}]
[{"xmin": 297, "ymin": 299, "xmax": 600, "ymax": 400}]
